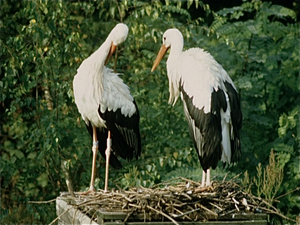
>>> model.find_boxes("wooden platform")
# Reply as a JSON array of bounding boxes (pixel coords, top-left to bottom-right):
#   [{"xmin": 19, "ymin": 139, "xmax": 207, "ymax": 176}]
[{"xmin": 56, "ymin": 197, "xmax": 269, "ymax": 225}]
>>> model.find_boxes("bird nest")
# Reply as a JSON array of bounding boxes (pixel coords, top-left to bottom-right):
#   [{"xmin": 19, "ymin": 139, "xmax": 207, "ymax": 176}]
[{"xmin": 59, "ymin": 177, "xmax": 287, "ymax": 224}]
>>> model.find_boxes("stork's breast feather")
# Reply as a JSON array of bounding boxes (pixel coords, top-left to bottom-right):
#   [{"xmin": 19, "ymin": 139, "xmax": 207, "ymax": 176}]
[{"xmin": 174, "ymin": 49, "xmax": 221, "ymax": 113}]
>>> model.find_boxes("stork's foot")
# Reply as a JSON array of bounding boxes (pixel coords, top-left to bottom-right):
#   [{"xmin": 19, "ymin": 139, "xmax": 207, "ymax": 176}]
[
  {"xmin": 75, "ymin": 186, "xmax": 97, "ymax": 196},
  {"xmin": 200, "ymin": 182, "xmax": 212, "ymax": 188},
  {"xmin": 195, "ymin": 185, "xmax": 211, "ymax": 193},
  {"xmin": 205, "ymin": 181, "xmax": 212, "ymax": 187}
]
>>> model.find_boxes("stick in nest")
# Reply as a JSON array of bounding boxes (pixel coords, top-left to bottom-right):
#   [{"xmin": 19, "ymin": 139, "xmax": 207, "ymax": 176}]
[{"xmin": 146, "ymin": 205, "xmax": 179, "ymax": 225}]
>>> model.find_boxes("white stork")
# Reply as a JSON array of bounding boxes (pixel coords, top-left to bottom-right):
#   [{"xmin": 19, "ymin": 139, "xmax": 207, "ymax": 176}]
[
  {"xmin": 73, "ymin": 23, "xmax": 141, "ymax": 193},
  {"xmin": 151, "ymin": 28, "xmax": 242, "ymax": 186}
]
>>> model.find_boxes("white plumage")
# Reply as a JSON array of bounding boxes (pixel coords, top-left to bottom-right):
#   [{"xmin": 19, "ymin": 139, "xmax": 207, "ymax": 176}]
[
  {"xmin": 152, "ymin": 28, "xmax": 242, "ymax": 186},
  {"xmin": 74, "ymin": 66, "xmax": 136, "ymax": 126},
  {"xmin": 73, "ymin": 23, "xmax": 141, "ymax": 193}
]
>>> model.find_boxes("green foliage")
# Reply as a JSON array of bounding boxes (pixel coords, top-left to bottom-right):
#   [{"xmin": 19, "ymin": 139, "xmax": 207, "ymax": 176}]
[
  {"xmin": 252, "ymin": 150, "xmax": 284, "ymax": 202},
  {"xmin": 208, "ymin": 2, "xmax": 299, "ymax": 219},
  {"xmin": 1, "ymin": 0, "xmax": 299, "ymax": 223}
]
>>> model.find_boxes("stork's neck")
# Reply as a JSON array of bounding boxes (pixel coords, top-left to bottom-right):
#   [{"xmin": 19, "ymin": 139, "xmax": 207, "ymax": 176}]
[
  {"xmin": 82, "ymin": 36, "xmax": 112, "ymax": 96},
  {"xmin": 89, "ymin": 38, "xmax": 112, "ymax": 66},
  {"xmin": 169, "ymin": 42, "xmax": 183, "ymax": 60},
  {"xmin": 167, "ymin": 38, "xmax": 183, "ymax": 68},
  {"xmin": 167, "ymin": 39, "xmax": 183, "ymax": 76},
  {"xmin": 166, "ymin": 41, "xmax": 183, "ymax": 106}
]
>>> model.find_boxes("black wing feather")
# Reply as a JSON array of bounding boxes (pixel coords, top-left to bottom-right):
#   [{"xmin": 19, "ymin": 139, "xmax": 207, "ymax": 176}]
[
  {"xmin": 180, "ymin": 81, "xmax": 228, "ymax": 171},
  {"xmin": 98, "ymin": 100, "xmax": 141, "ymax": 161},
  {"xmin": 180, "ymin": 79, "xmax": 242, "ymax": 171},
  {"xmin": 224, "ymin": 81, "xmax": 242, "ymax": 163}
]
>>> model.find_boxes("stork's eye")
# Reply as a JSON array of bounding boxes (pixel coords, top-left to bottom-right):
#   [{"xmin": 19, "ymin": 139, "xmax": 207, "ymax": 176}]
[{"xmin": 163, "ymin": 37, "xmax": 166, "ymax": 41}]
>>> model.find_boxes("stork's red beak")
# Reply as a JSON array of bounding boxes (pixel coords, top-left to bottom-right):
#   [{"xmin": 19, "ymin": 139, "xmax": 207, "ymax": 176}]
[
  {"xmin": 151, "ymin": 44, "xmax": 169, "ymax": 72},
  {"xmin": 105, "ymin": 42, "xmax": 117, "ymax": 65}
]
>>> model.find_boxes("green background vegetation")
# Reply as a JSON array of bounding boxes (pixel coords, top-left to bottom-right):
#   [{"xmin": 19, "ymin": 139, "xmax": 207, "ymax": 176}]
[{"xmin": 1, "ymin": 0, "xmax": 299, "ymax": 224}]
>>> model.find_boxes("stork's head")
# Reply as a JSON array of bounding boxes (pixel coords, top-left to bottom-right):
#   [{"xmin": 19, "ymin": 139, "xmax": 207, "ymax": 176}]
[
  {"xmin": 162, "ymin": 28, "xmax": 184, "ymax": 49},
  {"xmin": 108, "ymin": 23, "xmax": 129, "ymax": 45},
  {"xmin": 105, "ymin": 23, "xmax": 129, "ymax": 65},
  {"xmin": 151, "ymin": 28, "xmax": 184, "ymax": 72}
]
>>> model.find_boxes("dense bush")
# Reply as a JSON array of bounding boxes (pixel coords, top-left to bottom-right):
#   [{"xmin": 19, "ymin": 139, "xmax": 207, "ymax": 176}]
[{"xmin": 1, "ymin": 0, "xmax": 299, "ymax": 224}]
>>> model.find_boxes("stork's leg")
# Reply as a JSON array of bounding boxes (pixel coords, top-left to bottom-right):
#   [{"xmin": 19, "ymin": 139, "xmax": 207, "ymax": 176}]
[
  {"xmin": 88, "ymin": 126, "xmax": 98, "ymax": 192},
  {"xmin": 206, "ymin": 168, "xmax": 211, "ymax": 186},
  {"xmin": 104, "ymin": 131, "xmax": 112, "ymax": 192},
  {"xmin": 201, "ymin": 170, "xmax": 206, "ymax": 187},
  {"xmin": 201, "ymin": 169, "xmax": 211, "ymax": 187},
  {"xmin": 76, "ymin": 126, "xmax": 98, "ymax": 195}
]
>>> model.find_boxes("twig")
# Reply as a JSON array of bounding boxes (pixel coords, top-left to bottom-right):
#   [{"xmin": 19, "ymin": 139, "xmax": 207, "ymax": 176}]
[
  {"xmin": 172, "ymin": 207, "xmax": 201, "ymax": 218},
  {"xmin": 197, "ymin": 203, "xmax": 218, "ymax": 217},
  {"xmin": 275, "ymin": 187, "xmax": 300, "ymax": 200},
  {"xmin": 28, "ymin": 199, "xmax": 56, "ymax": 204},
  {"xmin": 261, "ymin": 199, "xmax": 279, "ymax": 212},
  {"xmin": 75, "ymin": 199, "xmax": 97, "ymax": 207},
  {"xmin": 222, "ymin": 172, "xmax": 230, "ymax": 182},
  {"xmin": 209, "ymin": 202, "xmax": 223, "ymax": 211},
  {"xmin": 90, "ymin": 210, "xmax": 98, "ymax": 223},
  {"xmin": 179, "ymin": 177, "xmax": 202, "ymax": 186},
  {"xmin": 123, "ymin": 210, "xmax": 135, "ymax": 225},
  {"xmin": 229, "ymin": 172, "xmax": 243, "ymax": 182},
  {"xmin": 128, "ymin": 203, "xmax": 142, "ymax": 209},
  {"xmin": 248, "ymin": 204, "xmax": 296, "ymax": 223},
  {"xmin": 147, "ymin": 205, "xmax": 179, "ymax": 225},
  {"xmin": 178, "ymin": 192, "xmax": 192, "ymax": 200},
  {"xmin": 112, "ymin": 192, "xmax": 134, "ymax": 202},
  {"xmin": 172, "ymin": 207, "xmax": 193, "ymax": 220},
  {"xmin": 250, "ymin": 195, "xmax": 279, "ymax": 212},
  {"xmin": 49, "ymin": 208, "xmax": 71, "ymax": 225}
]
